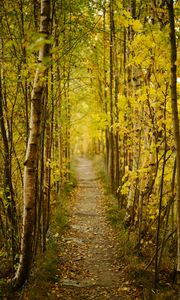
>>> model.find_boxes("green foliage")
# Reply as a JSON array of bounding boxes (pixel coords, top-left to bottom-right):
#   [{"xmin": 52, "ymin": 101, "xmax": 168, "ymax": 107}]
[{"xmin": 106, "ymin": 205, "xmax": 126, "ymax": 227}]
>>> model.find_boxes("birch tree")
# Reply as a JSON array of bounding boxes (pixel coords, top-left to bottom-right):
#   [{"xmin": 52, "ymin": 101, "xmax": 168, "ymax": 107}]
[{"xmin": 12, "ymin": 0, "xmax": 51, "ymax": 289}]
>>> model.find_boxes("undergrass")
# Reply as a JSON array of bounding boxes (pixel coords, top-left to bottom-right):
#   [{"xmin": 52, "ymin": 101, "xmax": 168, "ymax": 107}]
[
  {"xmin": 9, "ymin": 196, "xmax": 70, "ymax": 300},
  {"xmin": 93, "ymin": 155, "xmax": 178, "ymax": 299},
  {"xmin": 20, "ymin": 173, "xmax": 76, "ymax": 300},
  {"xmin": 1, "ymin": 167, "xmax": 77, "ymax": 300}
]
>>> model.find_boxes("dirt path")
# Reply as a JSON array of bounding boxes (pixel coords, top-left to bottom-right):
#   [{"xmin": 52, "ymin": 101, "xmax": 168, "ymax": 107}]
[{"xmin": 53, "ymin": 157, "xmax": 136, "ymax": 299}]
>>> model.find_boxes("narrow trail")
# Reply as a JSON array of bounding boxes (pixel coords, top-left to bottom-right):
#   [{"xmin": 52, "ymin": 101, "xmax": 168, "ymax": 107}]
[{"xmin": 54, "ymin": 157, "xmax": 136, "ymax": 299}]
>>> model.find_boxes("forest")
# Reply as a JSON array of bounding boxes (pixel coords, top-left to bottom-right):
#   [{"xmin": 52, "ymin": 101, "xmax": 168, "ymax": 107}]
[{"xmin": 0, "ymin": 0, "xmax": 180, "ymax": 299}]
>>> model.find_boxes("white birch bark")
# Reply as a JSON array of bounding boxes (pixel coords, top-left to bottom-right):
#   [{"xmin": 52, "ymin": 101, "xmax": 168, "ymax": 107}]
[{"xmin": 12, "ymin": 0, "xmax": 51, "ymax": 288}]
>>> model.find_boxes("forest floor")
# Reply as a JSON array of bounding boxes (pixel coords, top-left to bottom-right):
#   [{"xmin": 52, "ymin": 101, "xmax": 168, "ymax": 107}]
[
  {"xmin": 3, "ymin": 157, "xmax": 178, "ymax": 299},
  {"xmin": 22, "ymin": 158, "xmax": 138, "ymax": 300},
  {"xmin": 47, "ymin": 156, "xmax": 137, "ymax": 299},
  {"xmin": 55, "ymin": 157, "xmax": 138, "ymax": 299}
]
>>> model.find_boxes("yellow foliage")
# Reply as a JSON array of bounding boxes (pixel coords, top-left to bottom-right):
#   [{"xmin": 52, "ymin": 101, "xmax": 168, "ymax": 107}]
[
  {"xmin": 121, "ymin": 181, "xmax": 131, "ymax": 195},
  {"xmin": 132, "ymin": 20, "xmax": 142, "ymax": 32},
  {"xmin": 118, "ymin": 15, "xmax": 129, "ymax": 28}
]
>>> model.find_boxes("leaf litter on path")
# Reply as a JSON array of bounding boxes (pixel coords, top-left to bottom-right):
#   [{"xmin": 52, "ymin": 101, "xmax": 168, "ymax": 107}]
[{"xmin": 51, "ymin": 157, "xmax": 140, "ymax": 299}]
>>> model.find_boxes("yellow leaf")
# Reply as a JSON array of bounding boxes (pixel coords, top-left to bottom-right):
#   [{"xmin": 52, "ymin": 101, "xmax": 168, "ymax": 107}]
[
  {"xmin": 118, "ymin": 286, "xmax": 130, "ymax": 291},
  {"xmin": 132, "ymin": 20, "xmax": 142, "ymax": 32},
  {"xmin": 123, "ymin": 10, "xmax": 132, "ymax": 19}
]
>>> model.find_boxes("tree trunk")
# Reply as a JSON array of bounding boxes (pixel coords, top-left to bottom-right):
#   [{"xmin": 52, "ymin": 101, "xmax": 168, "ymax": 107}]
[
  {"xmin": 166, "ymin": 0, "xmax": 180, "ymax": 286},
  {"xmin": 109, "ymin": 0, "xmax": 114, "ymax": 191},
  {"xmin": 0, "ymin": 37, "xmax": 18, "ymax": 273},
  {"xmin": 12, "ymin": 0, "xmax": 51, "ymax": 289},
  {"xmin": 102, "ymin": 1, "xmax": 109, "ymax": 170}
]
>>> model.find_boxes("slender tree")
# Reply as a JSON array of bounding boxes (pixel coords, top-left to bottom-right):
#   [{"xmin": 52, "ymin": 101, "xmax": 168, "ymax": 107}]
[
  {"xmin": 166, "ymin": 0, "xmax": 180, "ymax": 286},
  {"xmin": 12, "ymin": 0, "xmax": 51, "ymax": 289},
  {"xmin": 0, "ymin": 39, "xmax": 18, "ymax": 272},
  {"xmin": 109, "ymin": 0, "xmax": 115, "ymax": 191}
]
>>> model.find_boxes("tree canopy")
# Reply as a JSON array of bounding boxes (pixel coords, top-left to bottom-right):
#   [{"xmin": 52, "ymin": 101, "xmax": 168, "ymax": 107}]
[{"xmin": 0, "ymin": 0, "xmax": 180, "ymax": 294}]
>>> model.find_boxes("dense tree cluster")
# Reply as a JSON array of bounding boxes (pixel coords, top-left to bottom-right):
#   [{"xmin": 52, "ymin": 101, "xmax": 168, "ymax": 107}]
[{"xmin": 0, "ymin": 0, "xmax": 179, "ymax": 291}]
